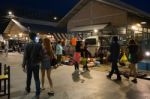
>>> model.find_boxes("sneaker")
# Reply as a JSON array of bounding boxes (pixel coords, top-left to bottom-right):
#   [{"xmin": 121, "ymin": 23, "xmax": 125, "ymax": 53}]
[
  {"xmin": 123, "ymin": 75, "xmax": 129, "ymax": 79},
  {"xmin": 32, "ymin": 95, "xmax": 40, "ymax": 99},
  {"xmin": 106, "ymin": 75, "xmax": 111, "ymax": 79},
  {"xmin": 131, "ymin": 79, "xmax": 137, "ymax": 83},
  {"xmin": 116, "ymin": 77, "xmax": 122, "ymax": 81}
]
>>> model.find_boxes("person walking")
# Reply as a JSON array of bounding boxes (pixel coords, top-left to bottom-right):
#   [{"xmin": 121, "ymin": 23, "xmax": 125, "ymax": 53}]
[
  {"xmin": 80, "ymin": 43, "xmax": 91, "ymax": 71},
  {"xmin": 125, "ymin": 39, "xmax": 138, "ymax": 83},
  {"xmin": 107, "ymin": 36, "xmax": 121, "ymax": 80},
  {"xmin": 22, "ymin": 32, "xmax": 43, "ymax": 99},
  {"xmin": 73, "ymin": 41, "xmax": 81, "ymax": 71},
  {"xmin": 56, "ymin": 41, "xmax": 63, "ymax": 66},
  {"xmin": 41, "ymin": 38, "xmax": 55, "ymax": 95}
]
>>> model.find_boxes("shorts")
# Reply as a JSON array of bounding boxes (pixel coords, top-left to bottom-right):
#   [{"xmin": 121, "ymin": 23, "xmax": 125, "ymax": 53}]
[{"xmin": 41, "ymin": 59, "xmax": 51, "ymax": 69}]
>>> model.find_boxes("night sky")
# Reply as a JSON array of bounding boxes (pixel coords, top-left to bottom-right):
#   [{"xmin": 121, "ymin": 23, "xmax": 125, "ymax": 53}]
[
  {"xmin": 121, "ymin": 0, "xmax": 150, "ymax": 14},
  {"xmin": 0, "ymin": 0, "xmax": 150, "ymax": 17},
  {"xmin": 0, "ymin": 0, "xmax": 149, "ymax": 34},
  {"xmin": 0, "ymin": 0, "xmax": 80, "ymax": 17}
]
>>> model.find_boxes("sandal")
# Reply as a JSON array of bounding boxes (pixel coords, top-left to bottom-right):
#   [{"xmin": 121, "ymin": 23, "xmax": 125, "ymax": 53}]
[
  {"xmin": 48, "ymin": 91, "xmax": 54, "ymax": 96},
  {"xmin": 41, "ymin": 88, "xmax": 45, "ymax": 90}
]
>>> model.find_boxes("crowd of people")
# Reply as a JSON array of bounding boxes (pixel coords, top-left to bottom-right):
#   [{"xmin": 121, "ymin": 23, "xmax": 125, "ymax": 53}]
[
  {"xmin": 0, "ymin": 40, "xmax": 25, "ymax": 57},
  {"xmin": 21, "ymin": 32, "xmax": 141, "ymax": 99}
]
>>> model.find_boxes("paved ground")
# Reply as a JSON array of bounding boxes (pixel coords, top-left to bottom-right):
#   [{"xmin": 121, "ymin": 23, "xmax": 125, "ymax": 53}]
[{"xmin": 0, "ymin": 52, "xmax": 150, "ymax": 99}]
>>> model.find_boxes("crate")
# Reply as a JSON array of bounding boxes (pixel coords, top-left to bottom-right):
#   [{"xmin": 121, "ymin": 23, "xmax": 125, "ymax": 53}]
[{"xmin": 138, "ymin": 62, "xmax": 150, "ymax": 71}]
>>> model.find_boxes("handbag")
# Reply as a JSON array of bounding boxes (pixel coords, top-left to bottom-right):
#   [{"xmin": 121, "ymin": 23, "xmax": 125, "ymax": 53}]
[{"xmin": 51, "ymin": 57, "xmax": 57, "ymax": 66}]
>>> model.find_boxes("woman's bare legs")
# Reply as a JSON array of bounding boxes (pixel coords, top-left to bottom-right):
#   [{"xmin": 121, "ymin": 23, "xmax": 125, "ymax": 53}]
[
  {"xmin": 41, "ymin": 68, "xmax": 45, "ymax": 89},
  {"xmin": 46, "ymin": 69, "xmax": 53, "ymax": 92}
]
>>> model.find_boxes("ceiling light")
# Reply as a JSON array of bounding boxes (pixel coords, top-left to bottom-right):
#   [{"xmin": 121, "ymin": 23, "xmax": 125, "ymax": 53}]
[
  {"xmin": 94, "ymin": 29, "xmax": 98, "ymax": 33},
  {"xmin": 131, "ymin": 25, "xmax": 138, "ymax": 31},
  {"xmin": 8, "ymin": 11, "xmax": 12, "ymax": 15},
  {"xmin": 136, "ymin": 23, "xmax": 141, "ymax": 27},
  {"xmin": 53, "ymin": 17, "xmax": 57, "ymax": 20},
  {"xmin": 145, "ymin": 51, "xmax": 150, "ymax": 57},
  {"xmin": 141, "ymin": 22, "xmax": 147, "ymax": 25}
]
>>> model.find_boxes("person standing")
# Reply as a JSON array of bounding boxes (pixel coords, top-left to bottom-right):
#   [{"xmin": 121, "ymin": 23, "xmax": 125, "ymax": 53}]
[
  {"xmin": 126, "ymin": 39, "xmax": 138, "ymax": 83},
  {"xmin": 4, "ymin": 40, "xmax": 9, "ymax": 57},
  {"xmin": 56, "ymin": 41, "xmax": 63, "ymax": 66},
  {"xmin": 22, "ymin": 32, "xmax": 43, "ymax": 99},
  {"xmin": 41, "ymin": 38, "xmax": 55, "ymax": 95},
  {"xmin": 107, "ymin": 36, "xmax": 121, "ymax": 80}
]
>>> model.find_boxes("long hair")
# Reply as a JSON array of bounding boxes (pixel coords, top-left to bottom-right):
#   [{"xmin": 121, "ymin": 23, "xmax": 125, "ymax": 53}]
[{"xmin": 43, "ymin": 38, "xmax": 53, "ymax": 58}]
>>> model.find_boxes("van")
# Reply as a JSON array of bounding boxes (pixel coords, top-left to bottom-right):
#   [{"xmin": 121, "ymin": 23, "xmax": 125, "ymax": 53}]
[{"xmin": 85, "ymin": 36, "xmax": 100, "ymax": 57}]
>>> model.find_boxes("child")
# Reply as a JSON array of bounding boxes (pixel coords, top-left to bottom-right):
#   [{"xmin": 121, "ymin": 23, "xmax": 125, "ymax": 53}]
[{"xmin": 80, "ymin": 43, "xmax": 91, "ymax": 71}]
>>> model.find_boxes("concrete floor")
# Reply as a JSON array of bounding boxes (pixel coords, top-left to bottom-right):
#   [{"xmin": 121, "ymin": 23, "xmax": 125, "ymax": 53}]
[{"xmin": 0, "ymin": 52, "xmax": 150, "ymax": 99}]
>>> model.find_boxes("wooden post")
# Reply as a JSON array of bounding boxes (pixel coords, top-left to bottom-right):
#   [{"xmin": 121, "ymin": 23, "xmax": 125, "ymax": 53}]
[
  {"xmin": 4, "ymin": 64, "xmax": 7, "ymax": 95},
  {"xmin": 7, "ymin": 66, "xmax": 10, "ymax": 99}
]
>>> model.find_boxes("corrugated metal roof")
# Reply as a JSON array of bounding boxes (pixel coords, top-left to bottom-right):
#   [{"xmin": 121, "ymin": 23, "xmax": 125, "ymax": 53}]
[{"xmin": 21, "ymin": 22, "xmax": 67, "ymax": 33}]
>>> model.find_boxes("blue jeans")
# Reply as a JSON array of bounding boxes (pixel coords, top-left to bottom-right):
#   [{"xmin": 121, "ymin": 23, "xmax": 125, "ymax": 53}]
[{"xmin": 26, "ymin": 65, "xmax": 40, "ymax": 96}]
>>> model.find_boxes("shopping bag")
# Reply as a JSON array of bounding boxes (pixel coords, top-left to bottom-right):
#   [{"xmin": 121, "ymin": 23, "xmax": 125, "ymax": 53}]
[
  {"xmin": 128, "ymin": 53, "xmax": 132, "ymax": 62},
  {"xmin": 120, "ymin": 53, "xmax": 128, "ymax": 63}
]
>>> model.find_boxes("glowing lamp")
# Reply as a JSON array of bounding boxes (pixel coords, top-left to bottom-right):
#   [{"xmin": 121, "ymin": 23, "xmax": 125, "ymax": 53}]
[{"xmin": 145, "ymin": 51, "xmax": 150, "ymax": 57}]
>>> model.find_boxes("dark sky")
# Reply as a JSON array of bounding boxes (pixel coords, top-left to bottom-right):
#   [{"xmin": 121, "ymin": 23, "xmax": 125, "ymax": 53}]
[
  {"xmin": 0, "ymin": 0, "xmax": 149, "ymax": 34},
  {"xmin": 0, "ymin": 0, "xmax": 149, "ymax": 16},
  {"xmin": 121, "ymin": 0, "xmax": 150, "ymax": 14},
  {"xmin": 0, "ymin": 0, "xmax": 80, "ymax": 17},
  {"xmin": 0, "ymin": 0, "xmax": 149, "ymax": 20}
]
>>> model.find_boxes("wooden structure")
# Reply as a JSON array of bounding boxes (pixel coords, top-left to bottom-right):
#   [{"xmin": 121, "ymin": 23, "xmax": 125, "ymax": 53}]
[{"xmin": 0, "ymin": 63, "xmax": 10, "ymax": 99}]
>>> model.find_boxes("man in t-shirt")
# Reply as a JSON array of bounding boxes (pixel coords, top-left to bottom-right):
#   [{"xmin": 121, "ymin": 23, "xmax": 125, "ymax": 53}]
[
  {"xmin": 22, "ymin": 33, "xmax": 42, "ymax": 99},
  {"xmin": 56, "ymin": 41, "xmax": 63, "ymax": 66}
]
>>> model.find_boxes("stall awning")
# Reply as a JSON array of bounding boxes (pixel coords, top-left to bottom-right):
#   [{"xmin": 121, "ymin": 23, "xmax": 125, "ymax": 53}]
[{"xmin": 70, "ymin": 24, "xmax": 107, "ymax": 32}]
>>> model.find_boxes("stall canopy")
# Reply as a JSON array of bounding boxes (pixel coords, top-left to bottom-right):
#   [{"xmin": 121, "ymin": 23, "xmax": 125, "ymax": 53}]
[
  {"xmin": 21, "ymin": 22, "xmax": 67, "ymax": 40},
  {"xmin": 70, "ymin": 24, "xmax": 107, "ymax": 32},
  {"xmin": 21, "ymin": 22, "xmax": 67, "ymax": 33}
]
